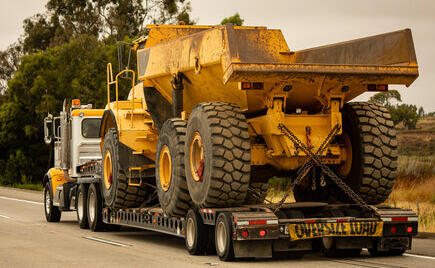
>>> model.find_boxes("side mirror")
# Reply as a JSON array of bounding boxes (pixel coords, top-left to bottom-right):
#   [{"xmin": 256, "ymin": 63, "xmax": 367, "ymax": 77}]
[{"xmin": 44, "ymin": 114, "xmax": 53, "ymax": 145}]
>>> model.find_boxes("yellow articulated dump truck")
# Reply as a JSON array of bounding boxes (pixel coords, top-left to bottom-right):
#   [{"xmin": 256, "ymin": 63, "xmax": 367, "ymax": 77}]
[{"xmin": 43, "ymin": 24, "xmax": 419, "ymax": 261}]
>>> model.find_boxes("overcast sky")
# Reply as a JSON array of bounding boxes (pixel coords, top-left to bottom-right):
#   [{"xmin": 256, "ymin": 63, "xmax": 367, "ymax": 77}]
[{"xmin": 1, "ymin": 0, "xmax": 434, "ymax": 111}]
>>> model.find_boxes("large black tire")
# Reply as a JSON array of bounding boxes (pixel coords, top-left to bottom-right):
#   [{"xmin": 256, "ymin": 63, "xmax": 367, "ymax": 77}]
[
  {"xmin": 76, "ymin": 184, "xmax": 89, "ymax": 229},
  {"xmin": 185, "ymin": 102, "xmax": 251, "ymax": 207},
  {"xmin": 87, "ymin": 183, "xmax": 105, "ymax": 232},
  {"xmin": 339, "ymin": 102, "xmax": 398, "ymax": 204},
  {"xmin": 44, "ymin": 184, "xmax": 61, "ymax": 222},
  {"xmin": 156, "ymin": 119, "xmax": 191, "ymax": 216},
  {"xmin": 245, "ymin": 182, "xmax": 269, "ymax": 204},
  {"xmin": 185, "ymin": 209, "xmax": 209, "ymax": 255},
  {"xmin": 102, "ymin": 128, "xmax": 147, "ymax": 208}
]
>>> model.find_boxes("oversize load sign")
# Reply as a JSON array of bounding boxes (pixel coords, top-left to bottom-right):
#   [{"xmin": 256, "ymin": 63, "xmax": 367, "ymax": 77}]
[{"xmin": 289, "ymin": 221, "xmax": 383, "ymax": 241}]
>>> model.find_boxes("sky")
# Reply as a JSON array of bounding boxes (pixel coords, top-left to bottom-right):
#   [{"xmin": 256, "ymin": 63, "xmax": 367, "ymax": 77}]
[{"xmin": 1, "ymin": 0, "xmax": 434, "ymax": 112}]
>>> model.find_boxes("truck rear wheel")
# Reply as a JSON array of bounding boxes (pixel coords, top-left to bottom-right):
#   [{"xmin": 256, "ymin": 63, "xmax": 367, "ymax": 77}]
[
  {"xmin": 44, "ymin": 184, "xmax": 61, "ymax": 222},
  {"xmin": 87, "ymin": 183, "xmax": 105, "ymax": 232},
  {"xmin": 102, "ymin": 128, "xmax": 147, "ymax": 208},
  {"xmin": 156, "ymin": 119, "xmax": 191, "ymax": 216},
  {"xmin": 339, "ymin": 102, "xmax": 398, "ymax": 204},
  {"xmin": 185, "ymin": 102, "xmax": 251, "ymax": 207},
  {"xmin": 76, "ymin": 184, "xmax": 89, "ymax": 229}
]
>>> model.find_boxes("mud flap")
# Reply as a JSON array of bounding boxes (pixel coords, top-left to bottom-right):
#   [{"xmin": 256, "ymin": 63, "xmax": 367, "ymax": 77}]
[{"xmin": 233, "ymin": 240, "xmax": 272, "ymax": 258}]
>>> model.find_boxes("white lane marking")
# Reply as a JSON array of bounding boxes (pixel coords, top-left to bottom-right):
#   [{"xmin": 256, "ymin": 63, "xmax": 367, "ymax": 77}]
[
  {"xmin": 362, "ymin": 248, "xmax": 435, "ymax": 260},
  {"xmin": 83, "ymin": 236, "xmax": 131, "ymax": 247},
  {"xmin": 0, "ymin": 214, "xmax": 11, "ymax": 219},
  {"xmin": 403, "ymin": 253, "xmax": 435, "ymax": 260},
  {"xmin": 0, "ymin": 196, "xmax": 43, "ymax": 206}
]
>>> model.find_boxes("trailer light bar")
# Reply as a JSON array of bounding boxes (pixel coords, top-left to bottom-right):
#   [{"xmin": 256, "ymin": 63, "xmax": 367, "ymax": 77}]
[
  {"xmin": 237, "ymin": 219, "xmax": 278, "ymax": 226},
  {"xmin": 382, "ymin": 217, "xmax": 417, "ymax": 222}
]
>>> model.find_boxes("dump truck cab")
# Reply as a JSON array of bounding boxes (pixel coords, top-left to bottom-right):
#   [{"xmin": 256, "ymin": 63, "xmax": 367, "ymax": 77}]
[{"xmin": 43, "ymin": 99, "xmax": 104, "ymax": 221}]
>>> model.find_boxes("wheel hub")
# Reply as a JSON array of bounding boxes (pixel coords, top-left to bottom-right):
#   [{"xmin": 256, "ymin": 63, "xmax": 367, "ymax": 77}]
[
  {"xmin": 216, "ymin": 221, "xmax": 227, "ymax": 254},
  {"xmin": 190, "ymin": 132, "xmax": 204, "ymax": 182},
  {"xmin": 104, "ymin": 150, "xmax": 113, "ymax": 190},
  {"xmin": 159, "ymin": 145, "xmax": 172, "ymax": 192},
  {"xmin": 186, "ymin": 217, "xmax": 195, "ymax": 248}
]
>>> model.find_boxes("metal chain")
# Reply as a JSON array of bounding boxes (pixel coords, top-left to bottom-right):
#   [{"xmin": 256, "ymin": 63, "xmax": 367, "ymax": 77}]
[
  {"xmin": 247, "ymin": 187, "xmax": 273, "ymax": 204},
  {"xmin": 277, "ymin": 124, "xmax": 373, "ymax": 214},
  {"xmin": 273, "ymin": 124, "xmax": 341, "ymax": 211}
]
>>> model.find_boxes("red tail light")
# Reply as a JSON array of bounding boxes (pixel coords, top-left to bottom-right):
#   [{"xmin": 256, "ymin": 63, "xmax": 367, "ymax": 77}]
[
  {"xmin": 241, "ymin": 230, "xmax": 249, "ymax": 238},
  {"xmin": 407, "ymin": 226, "xmax": 413, "ymax": 233},
  {"xmin": 259, "ymin": 229, "xmax": 267, "ymax": 237},
  {"xmin": 391, "ymin": 226, "xmax": 397, "ymax": 234}
]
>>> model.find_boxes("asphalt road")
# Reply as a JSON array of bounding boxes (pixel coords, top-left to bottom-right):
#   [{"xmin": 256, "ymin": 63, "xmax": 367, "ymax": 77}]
[{"xmin": 1, "ymin": 186, "xmax": 435, "ymax": 268}]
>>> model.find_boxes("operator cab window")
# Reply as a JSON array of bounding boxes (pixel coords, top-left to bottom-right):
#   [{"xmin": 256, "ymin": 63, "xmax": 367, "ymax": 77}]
[{"xmin": 82, "ymin": 118, "xmax": 101, "ymax": 138}]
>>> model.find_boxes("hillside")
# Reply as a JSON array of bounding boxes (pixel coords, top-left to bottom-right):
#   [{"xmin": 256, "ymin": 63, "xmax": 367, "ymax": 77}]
[{"xmin": 397, "ymin": 116, "xmax": 435, "ymax": 156}]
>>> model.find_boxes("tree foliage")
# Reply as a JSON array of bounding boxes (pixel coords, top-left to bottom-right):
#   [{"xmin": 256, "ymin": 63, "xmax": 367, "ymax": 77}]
[
  {"xmin": 370, "ymin": 90, "xmax": 424, "ymax": 129},
  {"xmin": 0, "ymin": 0, "xmax": 194, "ymax": 185},
  {"xmin": 221, "ymin": 13, "xmax": 244, "ymax": 26}
]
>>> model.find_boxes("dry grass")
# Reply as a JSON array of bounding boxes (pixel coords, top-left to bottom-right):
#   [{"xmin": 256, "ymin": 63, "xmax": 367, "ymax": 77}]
[{"xmin": 389, "ymin": 176, "xmax": 435, "ymax": 233}]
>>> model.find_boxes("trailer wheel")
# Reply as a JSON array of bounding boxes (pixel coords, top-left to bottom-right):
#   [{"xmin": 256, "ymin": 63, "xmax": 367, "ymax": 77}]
[
  {"xmin": 87, "ymin": 183, "xmax": 105, "ymax": 232},
  {"xmin": 44, "ymin": 184, "xmax": 61, "ymax": 222},
  {"xmin": 185, "ymin": 102, "xmax": 251, "ymax": 207},
  {"xmin": 156, "ymin": 119, "xmax": 191, "ymax": 216},
  {"xmin": 76, "ymin": 184, "xmax": 89, "ymax": 229},
  {"xmin": 102, "ymin": 128, "xmax": 147, "ymax": 208},
  {"xmin": 185, "ymin": 209, "xmax": 209, "ymax": 255},
  {"xmin": 338, "ymin": 102, "xmax": 398, "ymax": 204},
  {"xmin": 215, "ymin": 212, "xmax": 235, "ymax": 261}
]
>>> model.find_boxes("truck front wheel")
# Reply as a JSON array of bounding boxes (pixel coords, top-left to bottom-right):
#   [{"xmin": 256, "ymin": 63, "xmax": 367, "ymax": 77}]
[{"xmin": 44, "ymin": 184, "xmax": 61, "ymax": 222}]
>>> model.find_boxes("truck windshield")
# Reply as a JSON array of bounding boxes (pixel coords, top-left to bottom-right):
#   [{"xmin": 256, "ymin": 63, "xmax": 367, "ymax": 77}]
[{"xmin": 82, "ymin": 118, "xmax": 101, "ymax": 138}]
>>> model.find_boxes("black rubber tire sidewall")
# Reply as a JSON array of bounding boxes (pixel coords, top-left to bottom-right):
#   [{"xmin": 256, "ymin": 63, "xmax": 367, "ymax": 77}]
[
  {"xmin": 185, "ymin": 113, "xmax": 213, "ymax": 205},
  {"xmin": 87, "ymin": 183, "xmax": 105, "ymax": 232},
  {"xmin": 185, "ymin": 209, "xmax": 208, "ymax": 255},
  {"xmin": 44, "ymin": 184, "xmax": 61, "ymax": 222},
  {"xmin": 102, "ymin": 129, "xmax": 119, "ymax": 207},
  {"xmin": 77, "ymin": 184, "xmax": 89, "ymax": 229},
  {"xmin": 215, "ymin": 212, "xmax": 235, "ymax": 261},
  {"xmin": 156, "ymin": 119, "xmax": 191, "ymax": 216}
]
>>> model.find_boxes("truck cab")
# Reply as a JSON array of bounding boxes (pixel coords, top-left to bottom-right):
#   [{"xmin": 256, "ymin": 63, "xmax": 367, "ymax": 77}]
[{"xmin": 43, "ymin": 99, "xmax": 104, "ymax": 221}]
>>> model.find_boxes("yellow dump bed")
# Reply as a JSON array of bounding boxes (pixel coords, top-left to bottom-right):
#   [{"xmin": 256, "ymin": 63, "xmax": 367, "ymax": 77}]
[{"xmin": 137, "ymin": 24, "xmax": 418, "ymax": 113}]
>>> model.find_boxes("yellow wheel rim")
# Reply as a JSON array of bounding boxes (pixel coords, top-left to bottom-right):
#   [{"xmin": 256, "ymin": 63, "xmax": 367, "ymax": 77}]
[
  {"xmin": 190, "ymin": 132, "xmax": 204, "ymax": 182},
  {"xmin": 103, "ymin": 150, "xmax": 113, "ymax": 190},
  {"xmin": 159, "ymin": 145, "xmax": 172, "ymax": 191},
  {"xmin": 338, "ymin": 133, "xmax": 352, "ymax": 177}
]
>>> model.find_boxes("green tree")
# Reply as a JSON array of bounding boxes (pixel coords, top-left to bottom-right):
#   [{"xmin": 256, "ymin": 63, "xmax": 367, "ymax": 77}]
[
  {"xmin": 221, "ymin": 12, "xmax": 244, "ymax": 26},
  {"xmin": 390, "ymin": 104, "xmax": 420, "ymax": 129},
  {"xmin": 369, "ymin": 90, "xmax": 402, "ymax": 108}
]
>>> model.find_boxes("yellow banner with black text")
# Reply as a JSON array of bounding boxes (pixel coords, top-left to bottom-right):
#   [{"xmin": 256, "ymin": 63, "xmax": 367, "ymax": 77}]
[{"xmin": 289, "ymin": 221, "xmax": 383, "ymax": 241}]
